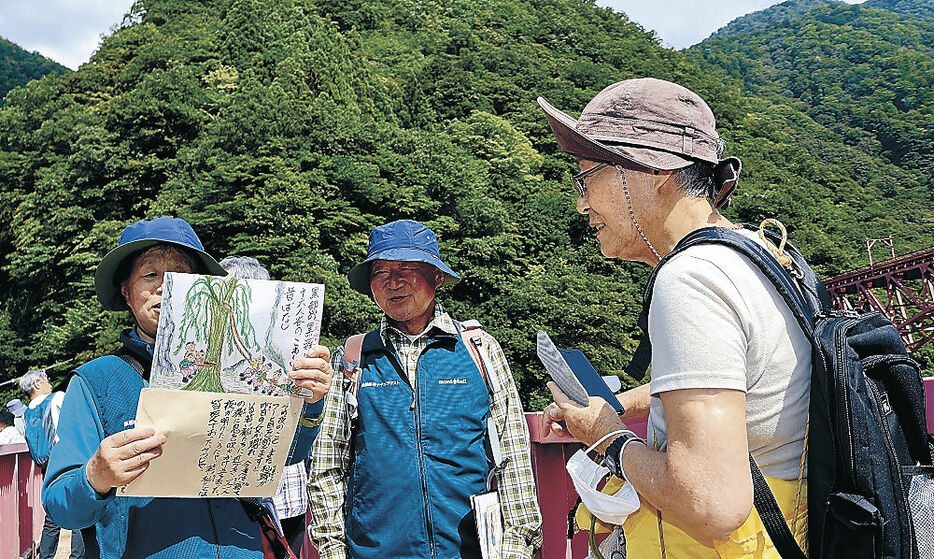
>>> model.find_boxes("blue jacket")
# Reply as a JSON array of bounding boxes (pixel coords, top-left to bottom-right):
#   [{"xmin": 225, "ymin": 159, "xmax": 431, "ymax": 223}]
[
  {"xmin": 346, "ymin": 329, "xmax": 490, "ymax": 559},
  {"xmin": 43, "ymin": 329, "xmax": 322, "ymax": 559}
]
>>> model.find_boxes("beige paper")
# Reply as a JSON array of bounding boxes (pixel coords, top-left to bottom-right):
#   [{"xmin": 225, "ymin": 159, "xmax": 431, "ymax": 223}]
[{"xmin": 118, "ymin": 388, "xmax": 303, "ymax": 498}]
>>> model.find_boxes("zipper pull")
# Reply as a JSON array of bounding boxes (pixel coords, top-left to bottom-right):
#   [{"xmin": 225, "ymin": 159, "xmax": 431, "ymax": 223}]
[{"xmin": 879, "ymin": 392, "xmax": 891, "ymax": 414}]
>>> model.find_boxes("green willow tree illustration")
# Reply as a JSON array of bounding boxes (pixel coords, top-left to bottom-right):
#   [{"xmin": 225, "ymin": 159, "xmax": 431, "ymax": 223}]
[{"xmin": 175, "ymin": 276, "xmax": 258, "ymax": 392}]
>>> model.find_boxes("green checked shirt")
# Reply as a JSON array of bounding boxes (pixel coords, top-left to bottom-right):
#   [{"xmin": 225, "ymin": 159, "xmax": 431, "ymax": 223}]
[{"xmin": 308, "ymin": 303, "xmax": 543, "ymax": 559}]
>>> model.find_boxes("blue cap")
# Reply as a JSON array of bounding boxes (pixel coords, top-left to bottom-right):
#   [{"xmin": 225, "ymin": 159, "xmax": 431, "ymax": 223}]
[
  {"xmin": 95, "ymin": 217, "xmax": 227, "ymax": 310},
  {"xmin": 347, "ymin": 220, "xmax": 460, "ymax": 296}
]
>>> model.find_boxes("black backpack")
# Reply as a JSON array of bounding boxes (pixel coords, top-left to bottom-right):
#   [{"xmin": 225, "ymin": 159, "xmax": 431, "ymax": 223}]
[{"xmin": 626, "ymin": 225, "xmax": 934, "ymax": 559}]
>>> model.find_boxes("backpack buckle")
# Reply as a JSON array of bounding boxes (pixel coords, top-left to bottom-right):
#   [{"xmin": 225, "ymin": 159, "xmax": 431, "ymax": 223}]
[{"xmin": 342, "ymin": 369, "xmax": 361, "ymax": 421}]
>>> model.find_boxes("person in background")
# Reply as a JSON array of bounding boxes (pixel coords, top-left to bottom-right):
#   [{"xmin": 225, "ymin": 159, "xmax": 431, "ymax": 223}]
[
  {"xmin": 0, "ymin": 408, "xmax": 26, "ymax": 445},
  {"xmin": 220, "ymin": 255, "xmax": 310, "ymax": 557},
  {"xmin": 20, "ymin": 370, "xmax": 86, "ymax": 559},
  {"xmin": 309, "ymin": 219, "xmax": 543, "ymax": 559},
  {"xmin": 5, "ymin": 398, "xmax": 28, "ymax": 438},
  {"xmin": 42, "ymin": 217, "xmax": 334, "ymax": 558},
  {"xmin": 20, "ymin": 370, "xmax": 63, "ymax": 452},
  {"xmin": 538, "ymin": 78, "xmax": 810, "ymax": 558}
]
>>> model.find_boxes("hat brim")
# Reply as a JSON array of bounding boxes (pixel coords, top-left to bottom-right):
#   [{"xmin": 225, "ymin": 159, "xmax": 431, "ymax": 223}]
[
  {"xmin": 537, "ymin": 97, "xmax": 695, "ymax": 172},
  {"xmin": 347, "ymin": 248, "xmax": 460, "ymax": 297},
  {"xmin": 95, "ymin": 239, "xmax": 227, "ymax": 311}
]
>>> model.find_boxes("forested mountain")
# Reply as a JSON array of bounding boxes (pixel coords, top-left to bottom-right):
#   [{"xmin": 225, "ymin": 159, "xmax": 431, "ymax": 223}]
[
  {"xmin": 707, "ymin": 0, "xmax": 838, "ymax": 40},
  {"xmin": 693, "ymin": 3, "xmax": 933, "ymax": 176},
  {"xmin": 864, "ymin": 0, "xmax": 934, "ymax": 19},
  {"xmin": 709, "ymin": 0, "xmax": 934, "ymax": 42},
  {"xmin": 0, "ymin": 0, "xmax": 931, "ymax": 406},
  {"xmin": 0, "ymin": 37, "xmax": 67, "ymax": 103}
]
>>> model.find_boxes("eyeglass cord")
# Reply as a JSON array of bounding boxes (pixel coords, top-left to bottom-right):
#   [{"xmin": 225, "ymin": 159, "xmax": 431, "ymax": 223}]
[{"xmin": 618, "ymin": 166, "xmax": 661, "ymax": 262}]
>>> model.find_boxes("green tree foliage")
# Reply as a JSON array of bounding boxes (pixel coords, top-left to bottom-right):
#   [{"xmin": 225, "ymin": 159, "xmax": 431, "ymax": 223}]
[
  {"xmin": 864, "ymin": 0, "xmax": 934, "ymax": 20},
  {"xmin": 0, "ymin": 0, "xmax": 931, "ymax": 408},
  {"xmin": 707, "ymin": 0, "xmax": 839, "ymax": 41},
  {"xmin": 0, "ymin": 37, "xmax": 68, "ymax": 104},
  {"xmin": 709, "ymin": 0, "xmax": 933, "ymax": 44},
  {"xmin": 693, "ymin": 4, "xmax": 934, "ymax": 176}
]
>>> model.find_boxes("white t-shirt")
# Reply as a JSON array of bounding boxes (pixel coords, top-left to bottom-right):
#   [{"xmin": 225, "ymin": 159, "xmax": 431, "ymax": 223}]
[
  {"xmin": 645, "ymin": 229, "xmax": 811, "ymax": 480},
  {"xmin": 0, "ymin": 425, "xmax": 26, "ymax": 445}
]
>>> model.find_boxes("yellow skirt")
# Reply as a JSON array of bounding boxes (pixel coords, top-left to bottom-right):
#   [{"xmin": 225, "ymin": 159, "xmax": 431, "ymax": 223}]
[{"xmin": 578, "ymin": 476, "xmax": 808, "ymax": 559}]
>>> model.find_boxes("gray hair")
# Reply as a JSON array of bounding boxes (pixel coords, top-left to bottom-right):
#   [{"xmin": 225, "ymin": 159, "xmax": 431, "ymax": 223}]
[
  {"xmin": 676, "ymin": 137, "xmax": 727, "ymax": 199},
  {"xmin": 19, "ymin": 370, "xmax": 47, "ymax": 395},
  {"xmin": 219, "ymin": 256, "xmax": 270, "ymax": 281}
]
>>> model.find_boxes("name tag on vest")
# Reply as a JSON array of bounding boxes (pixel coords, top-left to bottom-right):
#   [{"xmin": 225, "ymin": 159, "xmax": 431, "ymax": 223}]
[{"xmin": 360, "ymin": 380, "xmax": 401, "ymax": 389}]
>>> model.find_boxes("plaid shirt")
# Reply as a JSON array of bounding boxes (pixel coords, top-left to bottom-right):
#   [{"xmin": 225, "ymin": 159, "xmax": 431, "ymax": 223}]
[
  {"xmin": 308, "ymin": 304, "xmax": 543, "ymax": 559},
  {"xmin": 272, "ymin": 462, "xmax": 308, "ymax": 520}
]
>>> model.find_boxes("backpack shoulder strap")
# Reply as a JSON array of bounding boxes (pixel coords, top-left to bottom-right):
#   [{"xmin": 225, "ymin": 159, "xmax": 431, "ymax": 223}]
[
  {"xmin": 676, "ymin": 227, "xmax": 819, "ymax": 330},
  {"xmin": 341, "ymin": 334, "xmax": 366, "ymax": 380},
  {"xmin": 456, "ymin": 319, "xmax": 491, "ymax": 390},
  {"xmin": 625, "ymin": 226, "xmax": 823, "ymax": 381},
  {"xmin": 115, "ymin": 352, "xmax": 145, "ymax": 378},
  {"xmin": 454, "ymin": 319, "xmax": 508, "ymax": 477},
  {"xmin": 755, "ymin": 225, "xmax": 831, "ymax": 314},
  {"xmin": 750, "ymin": 456, "xmax": 808, "ymax": 559},
  {"xmin": 340, "ymin": 333, "xmax": 367, "ymax": 425}
]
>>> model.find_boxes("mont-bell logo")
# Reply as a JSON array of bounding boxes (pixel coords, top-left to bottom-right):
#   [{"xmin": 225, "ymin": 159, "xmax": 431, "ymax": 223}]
[{"xmin": 438, "ymin": 378, "xmax": 467, "ymax": 385}]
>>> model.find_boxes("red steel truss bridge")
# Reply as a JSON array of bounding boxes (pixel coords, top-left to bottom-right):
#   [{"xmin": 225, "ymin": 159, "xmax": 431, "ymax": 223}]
[{"xmin": 824, "ymin": 238, "xmax": 934, "ymax": 352}]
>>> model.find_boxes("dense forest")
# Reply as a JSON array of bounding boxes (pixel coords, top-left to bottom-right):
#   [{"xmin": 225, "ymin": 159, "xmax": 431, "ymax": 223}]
[
  {"xmin": 708, "ymin": 0, "xmax": 839, "ymax": 39},
  {"xmin": 864, "ymin": 0, "xmax": 934, "ymax": 20},
  {"xmin": 0, "ymin": 0, "xmax": 931, "ymax": 408},
  {"xmin": 709, "ymin": 0, "xmax": 933, "ymax": 40},
  {"xmin": 695, "ymin": 2, "xmax": 933, "ymax": 175},
  {"xmin": 0, "ymin": 37, "xmax": 67, "ymax": 103}
]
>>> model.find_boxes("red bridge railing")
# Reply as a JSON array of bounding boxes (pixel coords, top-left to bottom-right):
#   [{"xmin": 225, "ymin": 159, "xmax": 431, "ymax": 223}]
[
  {"xmin": 5, "ymin": 379, "xmax": 934, "ymax": 559},
  {"xmin": 0, "ymin": 444, "xmax": 43, "ymax": 559}
]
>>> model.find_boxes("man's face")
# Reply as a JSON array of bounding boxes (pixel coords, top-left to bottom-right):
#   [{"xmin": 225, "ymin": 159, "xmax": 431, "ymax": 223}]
[
  {"xmin": 33, "ymin": 375, "xmax": 52, "ymax": 397},
  {"xmin": 575, "ymin": 159, "xmax": 658, "ymax": 261},
  {"xmin": 121, "ymin": 245, "xmax": 196, "ymax": 343},
  {"xmin": 369, "ymin": 260, "xmax": 443, "ymax": 334}
]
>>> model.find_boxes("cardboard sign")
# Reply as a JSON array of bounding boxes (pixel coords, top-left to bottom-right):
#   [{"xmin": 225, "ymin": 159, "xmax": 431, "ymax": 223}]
[{"xmin": 119, "ymin": 388, "xmax": 303, "ymax": 498}]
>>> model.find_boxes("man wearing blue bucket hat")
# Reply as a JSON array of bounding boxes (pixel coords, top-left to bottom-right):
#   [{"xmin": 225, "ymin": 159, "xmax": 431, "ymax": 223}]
[
  {"xmin": 41, "ymin": 216, "xmax": 334, "ymax": 558},
  {"xmin": 309, "ymin": 219, "xmax": 542, "ymax": 559}
]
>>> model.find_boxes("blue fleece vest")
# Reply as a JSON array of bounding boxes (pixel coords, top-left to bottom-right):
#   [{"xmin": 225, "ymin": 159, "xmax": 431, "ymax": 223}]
[
  {"xmin": 76, "ymin": 355, "xmax": 146, "ymax": 438},
  {"xmin": 346, "ymin": 329, "xmax": 490, "ymax": 559},
  {"xmin": 71, "ymin": 331, "xmax": 264, "ymax": 558}
]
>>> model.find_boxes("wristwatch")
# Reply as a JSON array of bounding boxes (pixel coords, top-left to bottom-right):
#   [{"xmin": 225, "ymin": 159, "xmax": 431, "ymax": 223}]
[{"xmin": 604, "ymin": 431, "xmax": 645, "ymax": 482}]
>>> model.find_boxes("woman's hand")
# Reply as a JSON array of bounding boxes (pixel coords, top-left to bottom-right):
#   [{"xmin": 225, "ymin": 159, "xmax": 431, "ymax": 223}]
[
  {"xmin": 546, "ymin": 381, "xmax": 627, "ymax": 453},
  {"xmin": 86, "ymin": 427, "xmax": 166, "ymax": 495},
  {"xmin": 542, "ymin": 401, "xmax": 574, "ymax": 438},
  {"xmin": 290, "ymin": 344, "xmax": 334, "ymax": 404}
]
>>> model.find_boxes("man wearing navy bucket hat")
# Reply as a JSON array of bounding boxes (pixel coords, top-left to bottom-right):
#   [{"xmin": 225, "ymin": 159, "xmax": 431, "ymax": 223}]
[
  {"xmin": 309, "ymin": 219, "xmax": 542, "ymax": 559},
  {"xmin": 41, "ymin": 216, "xmax": 334, "ymax": 558}
]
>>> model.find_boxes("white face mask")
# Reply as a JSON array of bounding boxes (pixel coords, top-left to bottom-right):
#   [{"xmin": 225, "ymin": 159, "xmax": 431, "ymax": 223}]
[{"xmin": 565, "ymin": 434, "xmax": 641, "ymax": 526}]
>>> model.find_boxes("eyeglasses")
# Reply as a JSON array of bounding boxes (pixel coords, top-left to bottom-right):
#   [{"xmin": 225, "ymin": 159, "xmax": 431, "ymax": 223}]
[{"xmin": 571, "ymin": 162, "xmax": 611, "ymax": 196}]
